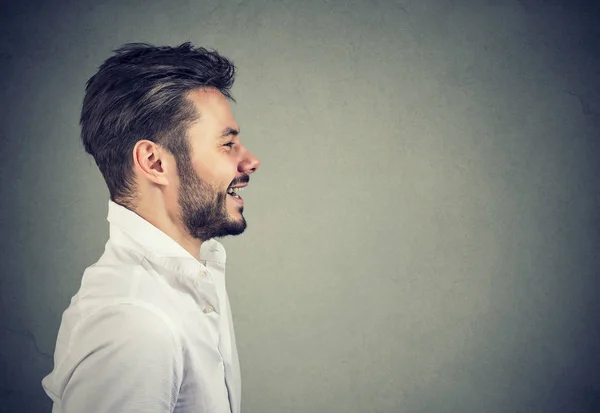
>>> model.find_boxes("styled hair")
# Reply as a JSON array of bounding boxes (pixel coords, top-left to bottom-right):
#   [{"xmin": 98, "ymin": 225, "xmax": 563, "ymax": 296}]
[{"xmin": 80, "ymin": 42, "xmax": 236, "ymax": 208}]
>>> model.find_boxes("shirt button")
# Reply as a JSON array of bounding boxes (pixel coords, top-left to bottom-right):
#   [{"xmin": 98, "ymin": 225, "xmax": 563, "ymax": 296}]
[{"xmin": 204, "ymin": 304, "xmax": 215, "ymax": 314}]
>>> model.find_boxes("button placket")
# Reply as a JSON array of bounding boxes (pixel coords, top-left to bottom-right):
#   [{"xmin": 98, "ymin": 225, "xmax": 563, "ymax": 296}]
[
  {"xmin": 198, "ymin": 266, "xmax": 215, "ymax": 283},
  {"xmin": 197, "ymin": 265, "xmax": 218, "ymax": 314}
]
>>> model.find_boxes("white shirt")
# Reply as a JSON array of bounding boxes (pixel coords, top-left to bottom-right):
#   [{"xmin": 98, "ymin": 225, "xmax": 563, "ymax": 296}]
[{"xmin": 42, "ymin": 200, "xmax": 242, "ymax": 413}]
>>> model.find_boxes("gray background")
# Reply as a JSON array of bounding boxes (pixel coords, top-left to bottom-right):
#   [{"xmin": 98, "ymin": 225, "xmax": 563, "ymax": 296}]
[{"xmin": 1, "ymin": 0, "xmax": 599, "ymax": 412}]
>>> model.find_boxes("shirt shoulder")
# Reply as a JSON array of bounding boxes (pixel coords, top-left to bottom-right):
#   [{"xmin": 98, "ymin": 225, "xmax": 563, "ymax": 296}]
[
  {"xmin": 53, "ymin": 242, "xmax": 187, "ymax": 364},
  {"xmin": 75, "ymin": 240, "xmax": 184, "ymax": 316}
]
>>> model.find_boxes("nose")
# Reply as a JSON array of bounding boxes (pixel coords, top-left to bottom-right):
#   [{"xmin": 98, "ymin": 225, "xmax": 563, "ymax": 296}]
[{"xmin": 239, "ymin": 148, "xmax": 260, "ymax": 175}]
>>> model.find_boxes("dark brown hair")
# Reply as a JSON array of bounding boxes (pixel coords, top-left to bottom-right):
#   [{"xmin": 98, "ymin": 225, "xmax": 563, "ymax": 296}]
[{"xmin": 80, "ymin": 42, "xmax": 236, "ymax": 207}]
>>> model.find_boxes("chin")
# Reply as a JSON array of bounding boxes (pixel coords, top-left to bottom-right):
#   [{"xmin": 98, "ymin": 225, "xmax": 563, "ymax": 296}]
[
  {"xmin": 223, "ymin": 208, "xmax": 247, "ymax": 233},
  {"xmin": 224, "ymin": 217, "xmax": 247, "ymax": 236}
]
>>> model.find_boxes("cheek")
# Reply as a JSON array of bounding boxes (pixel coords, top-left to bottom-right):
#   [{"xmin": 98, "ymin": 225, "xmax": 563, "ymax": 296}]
[
  {"xmin": 195, "ymin": 163, "xmax": 235, "ymax": 190},
  {"xmin": 196, "ymin": 156, "xmax": 238, "ymax": 183}
]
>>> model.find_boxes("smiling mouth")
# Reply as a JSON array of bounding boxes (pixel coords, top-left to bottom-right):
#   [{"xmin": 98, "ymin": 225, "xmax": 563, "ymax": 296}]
[{"xmin": 226, "ymin": 186, "xmax": 245, "ymax": 199}]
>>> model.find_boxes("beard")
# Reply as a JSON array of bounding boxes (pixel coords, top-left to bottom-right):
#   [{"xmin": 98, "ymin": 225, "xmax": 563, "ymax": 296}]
[{"xmin": 176, "ymin": 154, "xmax": 247, "ymax": 242}]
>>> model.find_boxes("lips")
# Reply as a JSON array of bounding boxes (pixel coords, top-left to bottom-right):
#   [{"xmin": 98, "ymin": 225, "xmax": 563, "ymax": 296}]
[{"xmin": 226, "ymin": 175, "xmax": 250, "ymax": 200}]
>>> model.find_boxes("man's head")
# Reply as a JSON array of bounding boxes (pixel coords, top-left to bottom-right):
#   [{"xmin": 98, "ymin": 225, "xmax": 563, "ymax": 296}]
[{"xmin": 81, "ymin": 43, "xmax": 260, "ymax": 242}]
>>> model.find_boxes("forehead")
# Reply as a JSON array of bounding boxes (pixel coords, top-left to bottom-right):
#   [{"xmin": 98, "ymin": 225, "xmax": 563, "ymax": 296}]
[{"xmin": 186, "ymin": 88, "xmax": 237, "ymax": 132}]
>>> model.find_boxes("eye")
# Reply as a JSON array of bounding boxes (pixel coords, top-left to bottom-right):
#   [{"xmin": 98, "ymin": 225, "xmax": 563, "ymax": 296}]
[{"xmin": 223, "ymin": 142, "xmax": 235, "ymax": 148}]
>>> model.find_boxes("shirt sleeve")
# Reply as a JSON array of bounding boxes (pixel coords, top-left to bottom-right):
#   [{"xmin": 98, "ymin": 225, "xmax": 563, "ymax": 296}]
[{"xmin": 57, "ymin": 303, "xmax": 183, "ymax": 413}]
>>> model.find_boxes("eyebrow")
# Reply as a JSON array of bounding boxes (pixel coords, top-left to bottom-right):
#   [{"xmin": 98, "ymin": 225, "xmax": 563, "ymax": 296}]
[{"xmin": 219, "ymin": 127, "xmax": 239, "ymax": 139}]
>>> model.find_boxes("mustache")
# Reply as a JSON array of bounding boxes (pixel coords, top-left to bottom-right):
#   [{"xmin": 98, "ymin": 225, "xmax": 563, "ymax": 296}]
[{"xmin": 229, "ymin": 174, "xmax": 250, "ymax": 187}]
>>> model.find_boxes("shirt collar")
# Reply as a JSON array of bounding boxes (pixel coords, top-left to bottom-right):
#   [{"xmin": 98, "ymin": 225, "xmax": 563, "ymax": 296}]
[{"xmin": 106, "ymin": 200, "xmax": 226, "ymax": 276}]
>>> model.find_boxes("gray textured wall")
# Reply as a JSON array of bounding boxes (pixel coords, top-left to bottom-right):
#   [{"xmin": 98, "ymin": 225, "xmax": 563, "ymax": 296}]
[{"xmin": 1, "ymin": 1, "xmax": 599, "ymax": 412}]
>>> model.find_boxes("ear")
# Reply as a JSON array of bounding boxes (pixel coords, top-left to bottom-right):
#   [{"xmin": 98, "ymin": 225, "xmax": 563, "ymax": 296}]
[{"xmin": 132, "ymin": 140, "xmax": 172, "ymax": 186}]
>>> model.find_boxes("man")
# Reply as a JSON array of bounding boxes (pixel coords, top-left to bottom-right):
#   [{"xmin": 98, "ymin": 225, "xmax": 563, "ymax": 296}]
[{"xmin": 41, "ymin": 42, "xmax": 260, "ymax": 413}]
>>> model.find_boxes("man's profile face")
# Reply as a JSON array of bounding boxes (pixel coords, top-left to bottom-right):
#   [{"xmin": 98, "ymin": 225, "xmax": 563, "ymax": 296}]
[{"xmin": 175, "ymin": 88, "xmax": 260, "ymax": 241}]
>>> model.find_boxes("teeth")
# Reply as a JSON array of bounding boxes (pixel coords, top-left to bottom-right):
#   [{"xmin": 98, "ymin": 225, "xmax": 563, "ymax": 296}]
[{"xmin": 227, "ymin": 186, "xmax": 245, "ymax": 198}]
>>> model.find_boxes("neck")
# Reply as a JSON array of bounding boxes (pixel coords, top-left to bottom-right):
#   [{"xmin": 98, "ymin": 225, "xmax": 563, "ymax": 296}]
[{"xmin": 134, "ymin": 199, "xmax": 203, "ymax": 261}]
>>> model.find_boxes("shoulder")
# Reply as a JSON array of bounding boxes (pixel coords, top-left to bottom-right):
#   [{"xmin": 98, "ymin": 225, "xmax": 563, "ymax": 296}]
[
  {"xmin": 57, "ymin": 303, "xmax": 184, "ymax": 385},
  {"xmin": 74, "ymin": 303, "xmax": 182, "ymax": 350},
  {"xmin": 62, "ymin": 261, "xmax": 184, "ymax": 354}
]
